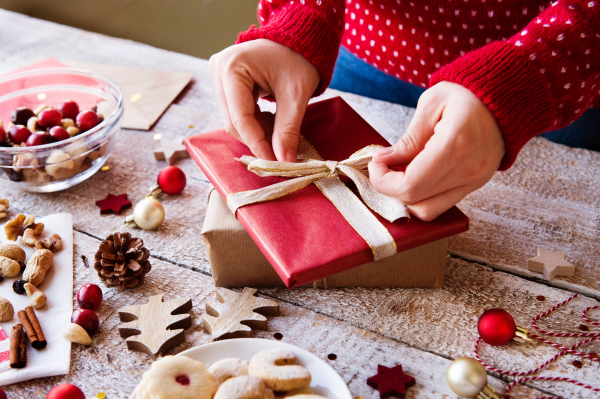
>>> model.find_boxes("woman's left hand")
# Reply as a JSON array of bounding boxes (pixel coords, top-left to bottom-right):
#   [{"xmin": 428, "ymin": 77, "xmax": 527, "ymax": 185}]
[{"xmin": 368, "ymin": 81, "xmax": 506, "ymax": 221}]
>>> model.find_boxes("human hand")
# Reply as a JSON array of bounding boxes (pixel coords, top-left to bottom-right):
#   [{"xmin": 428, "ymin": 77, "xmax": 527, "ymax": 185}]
[
  {"xmin": 209, "ymin": 39, "xmax": 320, "ymax": 162},
  {"xmin": 368, "ymin": 82, "xmax": 505, "ymax": 221}
]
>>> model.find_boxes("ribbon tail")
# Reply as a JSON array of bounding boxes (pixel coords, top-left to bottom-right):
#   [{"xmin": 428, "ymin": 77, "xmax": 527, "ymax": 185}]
[
  {"xmin": 226, "ymin": 173, "xmax": 325, "ymax": 216},
  {"xmin": 337, "ymin": 165, "xmax": 409, "ymax": 222}
]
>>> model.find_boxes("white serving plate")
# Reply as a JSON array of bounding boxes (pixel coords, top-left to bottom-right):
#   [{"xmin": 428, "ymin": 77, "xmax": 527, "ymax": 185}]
[{"xmin": 177, "ymin": 338, "xmax": 352, "ymax": 399}]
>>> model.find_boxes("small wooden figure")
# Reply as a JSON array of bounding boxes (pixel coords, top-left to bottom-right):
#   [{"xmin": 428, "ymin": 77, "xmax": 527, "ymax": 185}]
[
  {"xmin": 202, "ymin": 287, "xmax": 279, "ymax": 341},
  {"xmin": 153, "ymin": 138, "xmax": 189, "ymax": 165},
  {"xmin": 527, "ymin": 248, "xmax": 575, "ymax": 280},
  {"xmin": 118, "ymin": 295, "xmax": 192, "ymax": 359}
]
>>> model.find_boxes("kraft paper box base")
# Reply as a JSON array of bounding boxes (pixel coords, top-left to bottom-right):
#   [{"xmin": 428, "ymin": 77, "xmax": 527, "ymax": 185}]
[{"xmin": 202, "ymin": 189, "xmax": 447, "ymax": 288}]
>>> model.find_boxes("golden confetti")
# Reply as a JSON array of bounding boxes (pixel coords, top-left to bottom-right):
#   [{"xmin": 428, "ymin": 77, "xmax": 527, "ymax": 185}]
[
  {"xmin": 101, "ymin": 166, "xmax": 110, "ymax": 172},
  {"xmin": 188, "ymin": 125, "xmax": 194, "ymax": 128},
  {"xmin": 96, "ymin": 393, "xmax": 106, "ymax": 399},
  {"xmin": 37, "ymin": 93, "xmax": 47, "ymax": 100},
  {"xmin": 130, "ymin": 93, "xmax": 142, "ymax": 103},
  {"xmin": 153, "ymin": 134, "xmax": 162, "ymax": 141}
]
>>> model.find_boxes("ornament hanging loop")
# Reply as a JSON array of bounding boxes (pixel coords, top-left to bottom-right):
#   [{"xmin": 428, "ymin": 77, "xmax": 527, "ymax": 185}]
[
  {"xmin": 477, "ymin": 384, "xmax": 501, "ymax": 399},
  {"xmin": 513, "ymin": 326, "xmax": 533, "ymax": 343},
  {"xmin": 147, "ymin": 184, "xmax": 164, "ymax": 200}
]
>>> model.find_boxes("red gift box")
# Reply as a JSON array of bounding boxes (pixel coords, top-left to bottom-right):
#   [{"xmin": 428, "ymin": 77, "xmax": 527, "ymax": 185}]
[{"xmin": 186, "ymin": 97, "xmax": 469, "ymax": 288}]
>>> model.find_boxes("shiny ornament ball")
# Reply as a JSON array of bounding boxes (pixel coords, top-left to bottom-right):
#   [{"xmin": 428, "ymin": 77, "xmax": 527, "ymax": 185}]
[
  {"xmin": 157, "ymin": 166, "xmax": 186, "ymax": 195},
  {"xmin": 46, "ymin": 383, "xmax": 86, "ymax": 399},
  {"xmin": 478, "ymin": 308, "xmax": 516, "ymax": 346},
  {"xmin": 446, "ymin": 357, "xmax": 488, "ymax": 398},
  {"xmin": 133, "ymin": 198, "xmax": 165, "ymax": 230}
]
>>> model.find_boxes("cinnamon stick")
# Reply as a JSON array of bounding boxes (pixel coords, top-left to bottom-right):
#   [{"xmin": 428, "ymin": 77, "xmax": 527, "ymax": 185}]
[
  {"xmin": 9, "ymin": 324, "xmax": 26, "ymax": 368},
  {"xmin": 17, "ymin": 306, "xmax": 46, "ymax": 349}
]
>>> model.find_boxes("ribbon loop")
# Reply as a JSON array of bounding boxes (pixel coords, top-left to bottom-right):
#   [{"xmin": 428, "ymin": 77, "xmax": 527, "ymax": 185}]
[{"xmin": 226, "ymin": 138, "xmax": 409, "ymax": 262}]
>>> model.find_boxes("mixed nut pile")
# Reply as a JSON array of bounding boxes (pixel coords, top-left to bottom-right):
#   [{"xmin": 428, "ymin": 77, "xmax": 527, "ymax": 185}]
[{"xmin": 0, "ymin": 100, "xmax": 109, "ymax": 184}]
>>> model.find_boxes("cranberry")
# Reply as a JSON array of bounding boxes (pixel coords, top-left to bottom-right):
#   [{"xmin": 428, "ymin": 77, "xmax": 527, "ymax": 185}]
[
  {"xmin": 8, "ymin": 125, "xmax": 32, "ymax": 144},
  {"xmin": 38, "ymin": 108, "xmax": 62, "ymax": 128},
  {"xmin": 46, "ymin": 384, "xmax": 85, "ymax": 399},
  {"xmin": 175, "ymin": 375, "xmax": 190, "ymax": 385},
  {"xmin": 57, "ymin": 100, "xmax": 79, "ymax": 120},
  {"xmin": 26, "ymin": 132, "xmax": 54, "ymax": 147},
  {"xmin": 0, "ymin": 125, "xmax": 6, "ymax": 143},
  {"xmin": 0, "ymin": 386, "xmax": 6, "ymax": 399},
  {"xmin": 76, "ymin": 283, "xmax": 103, "ymax": 311},
  {"xmin": 76, "ymin": 110, "xmax": 100, "ymax": 132},
  {"xmin": 11, "ymin": 107, "xmax": 35, "ymax": 126},
  {"xmin": 48, "ymin": 126, "xmax": 70, "ymax": 142},
  {"xmin": 71, "ymin": 309, "xmax": 99, "ymax": 336}
]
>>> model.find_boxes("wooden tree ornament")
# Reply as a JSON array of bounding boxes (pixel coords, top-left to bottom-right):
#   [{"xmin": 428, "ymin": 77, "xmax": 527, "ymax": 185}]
[
  {"xmin": 202, "ymin": 287, "xmax": 279, "ymax": 341},
  {"xmin": 527, "ymin": 247, "xmax": 575, "ymax": 280},
  {"xmin": 118, "ymin": 294, "xmax": 192, "ymax": 359}
]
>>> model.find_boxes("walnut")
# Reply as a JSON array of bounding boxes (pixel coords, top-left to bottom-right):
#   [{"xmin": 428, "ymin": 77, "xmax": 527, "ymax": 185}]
[
  {"xmin": 4, "ymin": 214, "xmax": 43, "ymax": 242},
  {"xmin": 13, "ymin": 153, "xmax": 51, "ymax": 184},
  {"xmin": 40, "ymin": 234, "xmax": 63, "ymax": 252},
  {"xmin": 13, "ymin": 152, "xmax": 38, "ymax": 170},
  {"xmin": 0, "ymin": 198, "xmax": 8, "ymax": 219}
]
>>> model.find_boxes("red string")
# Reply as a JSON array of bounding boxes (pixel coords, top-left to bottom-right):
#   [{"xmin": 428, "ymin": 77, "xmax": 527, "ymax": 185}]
[{"xmin": 473, "ymin": 293, "xmax": 600, "ymax": 398}]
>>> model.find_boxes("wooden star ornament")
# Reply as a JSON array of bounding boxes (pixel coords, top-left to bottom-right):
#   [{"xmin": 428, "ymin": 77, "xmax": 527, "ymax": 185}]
[
  {"xmin": 153, "ymin": 138, "xmax": 189, "ymax": 165},
  {"xmin": 367, "ymin": 364, "xmax": 416, "ymax": 399},
  {"xmin": 527, "ymin": 247, "xmax": 575, "ymax": 280},
  {"xmin": 95, "ymin": 193, "xmax": 132, "ymax": 215}
]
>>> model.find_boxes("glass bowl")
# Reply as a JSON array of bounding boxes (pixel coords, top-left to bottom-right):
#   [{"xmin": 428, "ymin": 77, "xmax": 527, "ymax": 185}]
[{"xmin": 0, "ymin": 68, "xmax": 123, "ymax": 192}]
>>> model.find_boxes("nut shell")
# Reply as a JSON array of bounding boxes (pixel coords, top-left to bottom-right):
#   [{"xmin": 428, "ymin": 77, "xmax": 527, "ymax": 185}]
[
  {"xmin": 0, "ymin": 243, "xmax": 26, "ymax": 263},
  {"xmin": 23, "ymin": 249, "xmax": 53, "ymax": 286},
  {"xmin": 0, "ymin": 297, "xmax": 14, "ymax": 321},
  {"xmin": 0, "ymin": 256, "xmax": 21, "ymax": 277}
]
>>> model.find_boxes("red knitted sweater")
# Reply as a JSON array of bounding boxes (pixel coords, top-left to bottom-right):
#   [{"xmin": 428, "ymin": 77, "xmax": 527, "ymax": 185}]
[{"xmin": 237, "ymin": 0, "xmax": 600, "ymax": 170}]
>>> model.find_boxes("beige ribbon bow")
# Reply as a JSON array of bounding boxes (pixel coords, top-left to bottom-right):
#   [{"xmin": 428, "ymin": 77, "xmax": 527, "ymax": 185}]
[{"xmin": 226, "ymin": 138, "xmax": 409, "ymax": 261}]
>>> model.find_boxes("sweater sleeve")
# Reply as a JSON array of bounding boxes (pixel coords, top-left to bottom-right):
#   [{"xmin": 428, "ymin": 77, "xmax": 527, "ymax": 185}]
[
  {"xmin": 430, "ymin": 0, "xmax": 600, "ymax": 170},
  {"xmin": 237, "ymin": 0, "xmax": 346, "ymax": 96}
]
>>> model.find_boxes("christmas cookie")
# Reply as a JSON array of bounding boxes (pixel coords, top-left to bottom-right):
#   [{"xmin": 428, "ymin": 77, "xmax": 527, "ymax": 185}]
[
  {"xmin": 133, "ymin": 356, "xmax": 216, "ymax": 399},
  {"xmin": 214, "ymin": 376, "xmax": 274, "ymax": 399},
  {"xmin": 286, "ymin": 395, "xmax": 327, "ymax": 399},
  {"xmin": 208, "ymin": 358, "xmax": 250, "ymax": 387},
  {"xmin": 248, "ymin": 349, "xmax": 311, "ymax": 391}
]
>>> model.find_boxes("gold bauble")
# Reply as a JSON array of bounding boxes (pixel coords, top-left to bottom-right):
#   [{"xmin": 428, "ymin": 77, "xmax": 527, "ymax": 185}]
[
  {"xmin": 133, "ymin": 198, "xmax": 165, "ymax": 230},
  {"xmin": 446, "ymin": 357, "xmax": 487, "ymax": 398}
]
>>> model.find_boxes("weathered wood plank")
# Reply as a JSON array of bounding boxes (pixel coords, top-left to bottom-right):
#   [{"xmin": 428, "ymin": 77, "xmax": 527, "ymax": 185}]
[{"xmin": 2, "ymin": 230, "xmax": 521, "ymax": 399}]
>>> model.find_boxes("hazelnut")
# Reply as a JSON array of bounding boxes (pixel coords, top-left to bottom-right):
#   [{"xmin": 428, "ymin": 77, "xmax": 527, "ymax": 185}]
[
  {"xmin": 33, "ymin": 103, "xmax": 49, "ymax": 116},
  {"xmin": 24, "ymin": 283, "xmax": 47, "ymax": 309},
  {"xmin": 27, "ymin": 116, "xmax": 40, "ymax": 132},
  {"xmin": 61, "ymin": 118, "xmax": 75, "ymax": 128},
  {"xmin": 45, "ymin": 150, "xmax": 76, "ymax": 180},
  {"xmin": 66, "ymin": 126, "xmax": 80, "ymax": 137}
]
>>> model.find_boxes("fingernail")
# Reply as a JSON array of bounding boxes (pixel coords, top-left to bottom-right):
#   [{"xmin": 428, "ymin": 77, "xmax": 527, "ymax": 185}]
[
  {"xmin": 374, "ymin": 147, "xmax": 395, "ymax": 157},
  {"xmin": 283, "ymin": 149, "xmax": 297, "ymax": 163}
]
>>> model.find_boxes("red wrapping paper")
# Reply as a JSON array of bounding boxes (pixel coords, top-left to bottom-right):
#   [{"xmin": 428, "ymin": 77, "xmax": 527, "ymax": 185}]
[{"xmin": 186, "ymin": 97, "xmax": 469, "ymax": 288}]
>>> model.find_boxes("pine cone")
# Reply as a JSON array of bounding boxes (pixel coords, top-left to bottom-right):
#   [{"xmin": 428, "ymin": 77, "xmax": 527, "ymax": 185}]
[{"xmin": 94, "ymin": 232, "xmax": 151, "ymax": 290}]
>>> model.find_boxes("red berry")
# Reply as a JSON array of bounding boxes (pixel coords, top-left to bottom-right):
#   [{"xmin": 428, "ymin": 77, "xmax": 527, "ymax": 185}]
[
  {"xmin": 8, "ymin": 125, "xmax": 32, "ymax": 144},
  {"xmin": 38, "ymin": 108, "xmax": 62, "ymax": 128},
  {"xmin": 46, "ymin": 384, "xmax": 85, "ymax": 399},
  {"xmin": 48, "ymin": 126, "xmax": 70, "ymax": 142},
  {"xmin": 76, "ymin": 110, "xmax": 100, "ymax": 132},
  {"xmin": 157, "ymin": 166, "xmax": 187, "ymax": 195},
  {"xmin": 26, "ymin": 132, "xmax": 54, "ymax": 147},
  {"xmin": 0, "ymin": 125, "xmax": 6, "ymax": 143},
  {"xmin": 176, "ymin": 375, "xmax": 190, "ymax": 385},
  {"xmin": 0, "ymin": 386, "xmax": 6, "ymax": 399},
  {"xmin": 57, "ymin": 100, "xmax": 79, "ymax": 120},
  {"xmin": 477, "ymin": 308, "xmax": 516, "ymax": 346},
  {"xmin": 11, "ymin": 107, "xmax": 35, "ymax": 126},
  {"xmin": 71, "ymin": 309, "xmax": 99, "ymax": 336},
  {"xmin": 77, "ymin": 283, "xmax": 103, "ymax": 311}
]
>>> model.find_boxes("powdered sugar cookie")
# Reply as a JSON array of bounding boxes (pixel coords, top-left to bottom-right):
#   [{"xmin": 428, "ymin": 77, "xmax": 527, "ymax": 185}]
[
  {"xmin": 214, "ymin": 376, "xmax": 275, "ymax": 399},
  {"xmin": 286, "ymin": 395, "xmax": 327, "ymax": 399},
  {"xmin": 282, "ymin": 386, "xmax": 314, "ymax": 397},
  {"xmin": 208, "ymin": 358, "xmax": 250, "ymax": 387},
  {"xmin": 248, "ymin": 349, "xmax": 311, "ymax": 391},
  {"xmin": 132, "ymin": 355, "xmax": 216, "ymax": 399}
]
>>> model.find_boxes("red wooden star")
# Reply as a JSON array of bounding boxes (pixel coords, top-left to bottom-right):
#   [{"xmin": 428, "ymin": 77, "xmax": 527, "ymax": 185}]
[
  {"xmin": 367, "ymin": 364, "xmax": 415, "ymax": 399},
  {"xmin": 95, "ymin": 193, "xmax": 132, "ymax": 215}
]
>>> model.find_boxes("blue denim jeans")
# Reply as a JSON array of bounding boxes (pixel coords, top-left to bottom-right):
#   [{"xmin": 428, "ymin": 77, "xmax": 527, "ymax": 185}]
[{"xmin": 330, "ymin": 46, "xmax": 600, "ymax": 152}]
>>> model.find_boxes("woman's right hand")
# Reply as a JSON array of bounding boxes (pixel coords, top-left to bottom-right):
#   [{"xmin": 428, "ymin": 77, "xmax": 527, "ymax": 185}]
[{"xmin": 209, "ymin": 39, "xmax": 320, "ymax": 162}]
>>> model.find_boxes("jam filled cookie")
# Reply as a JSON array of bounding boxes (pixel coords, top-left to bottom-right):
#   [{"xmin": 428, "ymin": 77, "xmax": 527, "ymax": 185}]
[
  {"xmin": 208, "ymin": 358, "xmax": 250, "ymax": 387},
  {"xmin": 214, "ymin": 376, "xmax": 275, "ymax": 399},
  {"xmin": 133, "ymin": 356, "xmax": 216, "ymax": 399},
  {"xmin": 248, "ymin": 349, "xmax": 311, "ymax": 391}
]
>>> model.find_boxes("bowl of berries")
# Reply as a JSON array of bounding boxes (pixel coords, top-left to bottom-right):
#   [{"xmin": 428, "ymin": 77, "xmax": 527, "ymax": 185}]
[{"xmin": 0, "ymin": 67, "xmax": 123, "ymax": 192}]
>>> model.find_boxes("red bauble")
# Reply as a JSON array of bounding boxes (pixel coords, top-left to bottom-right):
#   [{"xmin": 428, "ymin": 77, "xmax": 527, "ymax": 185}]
[
  {"xmin": 46, "ymin": 384, "xmax": 85, "ymax": 399},
  {"xmin": 478, "ymin": 308, "xmax": 516, "ymax": 346},
  {"xmin": 157, "ymin": 166, "xmax": 186, "ymax": 195},
  {"xmin": 0, "ymin": 386, "xmax": 6, "ymax": 399}
]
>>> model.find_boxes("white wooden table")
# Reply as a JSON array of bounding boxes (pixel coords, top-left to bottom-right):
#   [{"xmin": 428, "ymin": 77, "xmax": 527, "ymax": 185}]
[{"xmin": 0, "ymin": 9, "xmax": 599, "ymax": 399}]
